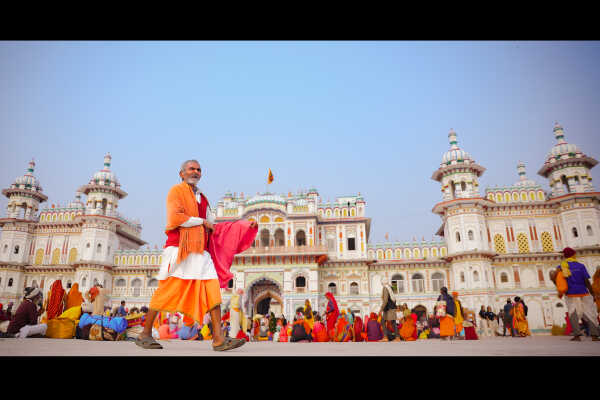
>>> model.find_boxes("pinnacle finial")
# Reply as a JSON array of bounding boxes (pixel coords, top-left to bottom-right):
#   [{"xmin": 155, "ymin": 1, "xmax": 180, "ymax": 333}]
[
  {"xmin": 103, "ymin": 153, "xmax": 112, "ymax": 169},
  {"xmin": 448, "ymin": 129, "xmax": 458, "ymax": 149},
  {"xmin": 553, "ymin": 122, "xmax": 566, "ymax": 144}
]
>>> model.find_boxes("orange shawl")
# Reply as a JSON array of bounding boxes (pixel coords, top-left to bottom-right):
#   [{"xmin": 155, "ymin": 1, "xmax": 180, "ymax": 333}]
[
  {"xmin": 46, "ymin": 280, "xmax": 65, "ymax": 320},
  {"xmin": 166, "ymin": 182, "xmax": 206, "ymax": 265},
  {"xmin": 66, "ymin": 283, "xmax": 84, "ymax": 309}
]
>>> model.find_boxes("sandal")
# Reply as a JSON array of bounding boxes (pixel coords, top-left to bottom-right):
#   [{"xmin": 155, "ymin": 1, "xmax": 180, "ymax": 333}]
[
  {"xmin": 135, "ymin": 335, "xmax": 163, "ymax": 349},
  {"xmin": 213, "ymin": 337, "xmax": 246, "ymax": 352}
]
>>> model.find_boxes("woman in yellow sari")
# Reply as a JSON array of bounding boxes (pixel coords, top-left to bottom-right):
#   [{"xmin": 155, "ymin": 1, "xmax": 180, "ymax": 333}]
[
  {"xmin": 304, "ymin": 299, "xmax": 314, "ymax": 331},
  {"xmin": 512, "ymin": 297, "xmax": 530, "ymax": 337}
]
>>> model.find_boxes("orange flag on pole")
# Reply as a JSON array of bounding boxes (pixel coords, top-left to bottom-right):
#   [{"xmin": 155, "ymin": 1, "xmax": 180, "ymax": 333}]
[{"xmin": 268, "ymin": 169, "xmax": 274, "ymax": 184}]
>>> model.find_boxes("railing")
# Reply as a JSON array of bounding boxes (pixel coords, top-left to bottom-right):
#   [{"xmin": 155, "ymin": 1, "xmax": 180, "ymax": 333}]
[
  {"xmin": 111, "ymin": 287, "xmax": 157, "ymax": 298},
  {"xmin": 240, "ymin": 245, "xmax": 328, "ymax": 255}
]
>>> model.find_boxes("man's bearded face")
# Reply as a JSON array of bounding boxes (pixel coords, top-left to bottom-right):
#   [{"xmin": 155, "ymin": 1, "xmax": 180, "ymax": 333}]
[{"xmin": 181, "ymin": 162, "xmax": 201, "ymax": 185}]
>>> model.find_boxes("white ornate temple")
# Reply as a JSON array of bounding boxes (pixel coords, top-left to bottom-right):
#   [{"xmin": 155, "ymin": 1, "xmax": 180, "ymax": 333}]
[{"xmin": 1, "ymin": 123, "xmax": 599, "ymax": 332}]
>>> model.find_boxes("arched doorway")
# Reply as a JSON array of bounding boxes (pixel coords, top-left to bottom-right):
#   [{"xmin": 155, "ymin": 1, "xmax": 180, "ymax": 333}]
[{"xmin": 248, "ymin": 277, "xmax": 283, "ymax": 317}]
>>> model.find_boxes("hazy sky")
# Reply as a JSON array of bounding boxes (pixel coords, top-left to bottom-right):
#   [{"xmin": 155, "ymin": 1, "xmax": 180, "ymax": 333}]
[{"xmin": 1, "ymin": 41, "xmax": 599, "ymax": 248}]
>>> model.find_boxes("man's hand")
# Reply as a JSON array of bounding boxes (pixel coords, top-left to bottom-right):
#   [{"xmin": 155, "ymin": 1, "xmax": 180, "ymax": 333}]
[
  {"xmin": 203, "ymin": 220, "xmax": 214, "ymax": 231},
  {"xmin": 249, "ymin": 220, "xmax": 258, "ymax": 229}
]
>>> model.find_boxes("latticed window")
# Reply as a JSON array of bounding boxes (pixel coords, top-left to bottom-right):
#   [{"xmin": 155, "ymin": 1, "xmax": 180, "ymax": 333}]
[
  {"xmin": 328, "ymin": 282, "xmax": 336, "ymax": 294},
  {"xmin": 350, "ymin": 282, "xmax": 359, "ymax": 295},
  {"xmin": 494, "ymin": 234, "xmax": 507, "ymax": 254},
  {"xmin": 541, "ymin": 232, "xmax": 554, "ymax": 252},
  {"xmin": 517, "ymin": 233, "xmax": 530, "ymax": 253},
  {"xmin": 51, "ymin": 249, "xmax": 60, "ymax": 264},
  {"xmin": 431, "ymin": 272, "xmax": 444, "ymax": 292},
  {"xmin": 412, "ymin": 274, "xmax": 424, "ymax": 292},
  {"xmin": 391, "ymin": 274, "xmax": 404, "ymax": 293},
  {"xmin": 500, "ymin": 272, "xmax": 509, "ymax": 283}
]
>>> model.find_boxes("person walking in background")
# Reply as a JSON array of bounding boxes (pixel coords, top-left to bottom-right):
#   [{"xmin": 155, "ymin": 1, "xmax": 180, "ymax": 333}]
[
  {"xmin": 503, "ymin": 299, "xmax": 515, "ymax": 337},
  {"xmin": 325, "ymin": 292, "xmax": 339, "ymax": 341},
  {"xmin": 452, "ymin": 292, "xmax": 465, "ymax": 338},
  {"xmin": 117, "ymin": 301, "xmax": 127, "ymax": 317}
]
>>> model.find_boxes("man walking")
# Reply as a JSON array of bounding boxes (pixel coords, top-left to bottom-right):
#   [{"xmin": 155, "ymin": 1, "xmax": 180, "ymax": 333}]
[
  {"xmin": 380, "ymin": 280, "xmax": 400, "ymax": 341},
  {"xmin": 134, "ymin": 160, "xmax": 257, "ymax": 351},
  {"xmin": 554, "ymin": 247, "xmax": 599, "ymax": 342}
]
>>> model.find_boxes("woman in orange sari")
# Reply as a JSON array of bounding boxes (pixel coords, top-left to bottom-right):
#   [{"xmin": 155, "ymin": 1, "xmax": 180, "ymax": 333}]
[
  {"xmin": 512, "ymin": 297, "xmax": 530, "ymax": 337},
  {"xmin": 400, "ymin": 312, "xmax": 417, "ymax": 341},
  {"xmin": 66, "ymin": 283, "xmax": 84, "ymax": 310},
  {"xmin": 335, "ymin": 312, "xmax": 351, "ymax": 342},
  {"xmin": 46, "ymin": 280, "xmax": 66, "ymax": 320}
]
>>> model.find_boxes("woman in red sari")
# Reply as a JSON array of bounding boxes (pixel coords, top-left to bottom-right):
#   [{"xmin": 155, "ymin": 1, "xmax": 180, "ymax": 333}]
[
  {"xmin": 353, "ymin": 314, "xmax": 364, "ymax": 342},
  {"xmin": 325, "ymin": 292, "xmax": 339, "ymax": 341},
  {"xmin": 46, "ymin": 280, "xmax": 66, "ymax": 320},
  {"xmin": 361, "ymin": 315, "xmax": 369, "ymax": 341}
]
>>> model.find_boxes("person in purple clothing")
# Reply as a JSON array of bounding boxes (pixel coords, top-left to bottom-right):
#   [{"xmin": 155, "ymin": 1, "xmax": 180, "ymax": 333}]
[
  {"xmin": 366, "ymin": 312, "xmax": 383, "ymax": 341},
  {"xmin": 556, "ymin": 247, "xmax": 599, "ymax": 342}
]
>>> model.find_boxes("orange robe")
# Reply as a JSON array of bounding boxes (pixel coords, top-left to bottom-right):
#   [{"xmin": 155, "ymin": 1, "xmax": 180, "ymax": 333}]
[
  {"xmin": 440, "ymin": 315, "xmax": 455, "ymax": 337},
  {"xmin": 400, "ymin": 318, "xmax": 416, "ymax": 341}
]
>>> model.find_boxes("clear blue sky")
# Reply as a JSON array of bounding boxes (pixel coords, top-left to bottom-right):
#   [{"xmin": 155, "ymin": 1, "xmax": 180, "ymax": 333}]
[{"xmin": 1, "ymin": 41, "xmax": 599, "ymax": 248}]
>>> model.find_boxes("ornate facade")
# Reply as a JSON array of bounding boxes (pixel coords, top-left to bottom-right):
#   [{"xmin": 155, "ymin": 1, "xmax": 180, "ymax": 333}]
[{"xmin": 1, "ymin": 123, "xmax": 599, "ymax": 333}]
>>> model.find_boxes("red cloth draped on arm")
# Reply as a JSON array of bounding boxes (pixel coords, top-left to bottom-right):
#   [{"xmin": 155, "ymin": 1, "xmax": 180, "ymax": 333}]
[{"xmin": 208, "ymin": 220, "xmax": 258, "ymax": 288}]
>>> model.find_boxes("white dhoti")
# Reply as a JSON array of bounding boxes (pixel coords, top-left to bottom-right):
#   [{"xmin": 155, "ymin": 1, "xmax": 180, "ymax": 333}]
[
  {"xmin": 230, "ymin": 308, "xmax": 241, "ymax": 338},
  {"xmin": 565, "ymin": 295, "xmax": 598, "ymax": 323},
  {"xmin": 16, "ymin": 323, "xmax": 47, "ymax": 338}
]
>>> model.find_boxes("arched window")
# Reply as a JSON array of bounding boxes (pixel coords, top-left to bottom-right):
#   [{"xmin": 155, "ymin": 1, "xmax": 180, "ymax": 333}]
[
  {"xmin": 461, "ymin": 182, "xmax": 466, "ymax": 192},
  {"xmin": 143, "ymin": 256, "xmax": 149, "ymax": 264},
  {"xmin": 8, "ymin": 278, "xmax": 13, "ymax": 287},
  {"xmin": 66, "ymin": 280, "xmax": 72, "ymax": 289},
  {"xmin": 473, "ymin": 271, "xmax": 479, "ymax": 282},
  {"xmin": 86, "ymin": 243, "xmax": 90, "ymax": 248},
  {"xmin": 422, "ymin": 248, "xmax": 429, "ymax": 258},
  {"xmin": 431, "ymin": 272, "xmax": 444, "ymax": 292},
  {"xmin": 456, "ymin": 232, "xmax": 461, "ymax": 242},
  {"xmin": 587, "ymin": 225, "xmax": 593, "ymax": 236},
  {"xmin": 572, "ymin": 227, "xmax": 578, "ymax": 238},
  {"xmin": 395, "ymin": 249, "xmax": 402, "ymax": 259},
  {"xmin": 391, "ymin": 274, "xmax": 404, "ymax": 293},
  {"xmin": 260, "ymin": 229, "xmax": 270, "ymax": 247},
  {"xmin": 350, "ymin": 282, "xmax": 359, "ymax": 295},
  {"xmin": 132, "ymin": 279, "xmax": 142, "ymax": 297},
  {"xmin": 82, "ymin": 277, "xmax": 86, "ymax": 287},
  {"xmin": 468, "ymin": 230, "xmax": 474, "ymax": 241},
  {"xmin": 115, "ymin": 278, "xmax": 126, "ymax": 287},
  {"xmin": 3, "ymin": 244, "xmax": 7, "ymax": 253},
  {"xmin": 14, "ymin": 245, "xmax": 19, "ymax": 254},
  {"xmin": 274, "ymin": 229, "xmax": 285, "ymax": 246},
  {"xmin": 386, "ymin": 249, "xmax": 392, "ymax": 259},
  {"xmin": 296, "ymin": 230, "xmax": 306, "ymax": 246},
  {"xmin": 500, "ymin": 272, "xmax": 509, "ymax": 283},
  {"xmin": 432, "ymin": 248, "xmax": 438, "ymax": 257},
  {"xmin": 460, "ymin": 272, "xmax": 465, "ymax": 283},
  {"xmin": 404, "ymin": 249, "xmax": 411, "ymax": 259},
  {"xmin": 148, "ymin": 278, "xmax": 158, "ymax": 288},
  {"xmin": 327, "ymin": 282, "xmax": 336, "ymax": 294},
  {"xmin": 412, "ymin": 273, "xmax": 424, "ymax": 293},
  {"xmin": 561, "ymin": 175, "xmax": 570, "ymax": 193},
  {"xmin": 295, "ymin": 276, "xmax": 306, "ymax": 288}
]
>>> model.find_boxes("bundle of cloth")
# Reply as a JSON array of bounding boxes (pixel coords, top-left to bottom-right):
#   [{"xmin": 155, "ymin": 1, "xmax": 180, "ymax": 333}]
[{"xmin": 78, "ymin": 313, "xmax": 128, "ymax": 333}]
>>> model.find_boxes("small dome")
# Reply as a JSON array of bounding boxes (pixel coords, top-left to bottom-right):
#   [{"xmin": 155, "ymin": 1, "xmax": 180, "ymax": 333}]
[
  {"xmin": 441, "ymin": 129, "xmax": 474, "ymax": 166},
  {"xmin": 68, "ymin": 191, "xmax": 85, "ymax": 209},
  {"xmin": 514, "ymin": 161, "xmax": 538, "ymax": 187},
  {"xmin": 12, "ymin": 159, "xmax": 43, "ymax": 193},
  {"xmin": 545, "ymin": 123, "xmax": 583, "ymax": 163},
  {"xmin": 89, "ymin": 153, "xmax": 120, "ymax": 188}
]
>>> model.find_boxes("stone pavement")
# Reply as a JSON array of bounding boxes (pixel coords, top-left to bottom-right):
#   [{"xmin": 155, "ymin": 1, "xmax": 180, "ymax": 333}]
[{"xmin": 1, "ymin": 335, "xmax": 600, "ymax": 356}]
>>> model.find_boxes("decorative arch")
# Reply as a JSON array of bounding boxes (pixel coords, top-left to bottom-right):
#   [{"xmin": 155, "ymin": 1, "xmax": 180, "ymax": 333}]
[
  {"xmin": 68, "ymin": 248, "xmax": 78, "ymax": 264},
  {"xmin": 504, "ymin": 193, "xmax": 511, "ymax": 203},
  {"xmin": 259, "ymin": 215, "xmax": 270, "ymax": 223},
  {"xmin": 517, "ymin": 233, "xmax": 530, "ymax": 253},
  {"xmin": 493, "ymin": 234, "xmax": 506, "ymax": 254},
  {"xmin": 51, "ymin": 248, "xmax": 60, "ymax": 264},
  {"xmin": 34, "ymin": 249, "xmax": 44, "ymax": 265}
]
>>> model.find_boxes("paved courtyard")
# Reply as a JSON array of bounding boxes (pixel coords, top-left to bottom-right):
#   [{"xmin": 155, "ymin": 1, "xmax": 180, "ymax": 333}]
[{"xmin": 1, "ymin": 335, "xmax": 600, "ymax": 356}]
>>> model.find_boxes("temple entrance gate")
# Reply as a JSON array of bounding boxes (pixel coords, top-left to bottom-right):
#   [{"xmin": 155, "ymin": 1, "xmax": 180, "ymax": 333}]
[{"xmin": 247, "ymin": 277, "xmax": 283, "ymax": 318}]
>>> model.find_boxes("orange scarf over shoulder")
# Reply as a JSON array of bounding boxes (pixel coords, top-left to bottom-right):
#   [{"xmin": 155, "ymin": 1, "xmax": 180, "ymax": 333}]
[{"xmin": 166, "ymin": 182, "xmax": 206, "ymax": 265}]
